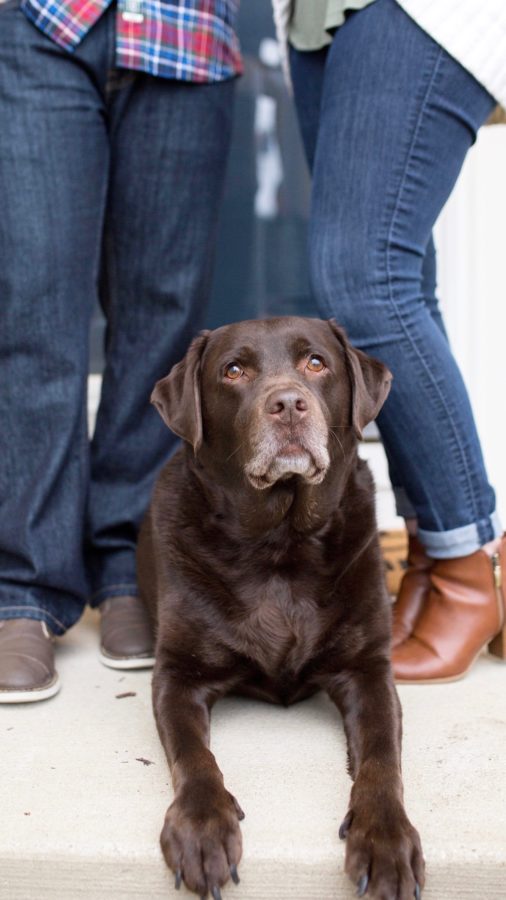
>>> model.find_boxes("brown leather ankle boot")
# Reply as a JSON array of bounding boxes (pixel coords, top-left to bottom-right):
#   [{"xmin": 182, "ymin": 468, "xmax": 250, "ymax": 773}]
[
  {"xmin": 392, "ymin": 535, "xmax": 506, "ymax": 683},
  {"xmin": 391, "ymin": 535, "xmax": 432, "ymax": 648}
]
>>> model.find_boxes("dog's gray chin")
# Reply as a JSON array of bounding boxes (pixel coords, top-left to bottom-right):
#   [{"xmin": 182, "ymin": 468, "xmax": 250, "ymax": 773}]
[{"xmin": 246, "ymin": 451, "xmax": 328, "ymax": 491}]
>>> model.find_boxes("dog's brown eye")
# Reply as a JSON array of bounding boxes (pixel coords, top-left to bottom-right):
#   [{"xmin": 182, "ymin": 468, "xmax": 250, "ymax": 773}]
[
  {"xmin": 224, "ymin": 363, "xmax": 243, "ymax": 380},
  {"xmin": 306, "ymin": 355, "xmax": 325, "ymax": 372}
]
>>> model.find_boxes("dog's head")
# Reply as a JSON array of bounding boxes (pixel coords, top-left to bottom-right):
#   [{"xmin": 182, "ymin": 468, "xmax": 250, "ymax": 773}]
[{"xmin": 152, "ymin": 317, "xmax": 391, "ymax": 490}]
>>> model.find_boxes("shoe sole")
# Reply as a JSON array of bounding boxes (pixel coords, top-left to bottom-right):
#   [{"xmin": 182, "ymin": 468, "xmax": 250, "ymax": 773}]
[
  {"xmin": 0, "ymin": 673, "xmax": 61, "ymax": 704},
  {"xmin": 394, "ymin": 646, "xmax": 503, "ymax": 685},
  {"xmin": 98, "ymin": 650, "xmax": 155, "ymax": 670}
]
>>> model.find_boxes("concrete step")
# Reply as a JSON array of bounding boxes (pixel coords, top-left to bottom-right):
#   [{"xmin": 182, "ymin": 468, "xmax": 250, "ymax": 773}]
[{"xmin": 2, "ymin": 611, "xmax": 506, "ymax": 899}]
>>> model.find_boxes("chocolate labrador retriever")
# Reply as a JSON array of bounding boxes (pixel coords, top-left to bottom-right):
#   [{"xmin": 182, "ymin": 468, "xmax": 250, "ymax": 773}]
[{"xmin": 137, "ymin": 316, "xmax": 424, "ymax": 900}]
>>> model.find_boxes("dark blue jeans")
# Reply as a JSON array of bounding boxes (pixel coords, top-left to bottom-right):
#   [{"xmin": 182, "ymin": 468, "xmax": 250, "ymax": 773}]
[
  {"xmin": 0, "ymin": 3, "xmax": 235, "ymax": 633},
  {"xmin": 290, "ymin": 0, "xmax": 501, "ymax": 558}
]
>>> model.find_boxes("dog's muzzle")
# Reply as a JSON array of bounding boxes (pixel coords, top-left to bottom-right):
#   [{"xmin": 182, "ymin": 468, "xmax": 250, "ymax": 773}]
[{"xmin": 243, "ymin": 386, "xmax": 330, "ymax": 490}]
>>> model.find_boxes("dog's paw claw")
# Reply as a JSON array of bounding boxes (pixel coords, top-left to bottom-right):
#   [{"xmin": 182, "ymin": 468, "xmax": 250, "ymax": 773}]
[
  {"xmin": 174, "ymin": 870, "xmax": 182, "ymax": 890},
  {"xmin": 357, "ymin": 874, "xmax": 369, "ymax": 897},
  {"xmin": 339, "ymin": 809, "xmax": 353, "ymax": 840},
  {"xmin": 229, "ymin": 793, "xmax": 245, "ymax": 821},
  {"xmin": 230, "ymin": 864, "xmax": 240, "ymax": 885},
  {"xmin": 211, "ymin": 888, "xmax": 222, "ymax": 900},
  {"xmin": 415, "ymin": 883, "xmax": 421, "ymax": 900}
]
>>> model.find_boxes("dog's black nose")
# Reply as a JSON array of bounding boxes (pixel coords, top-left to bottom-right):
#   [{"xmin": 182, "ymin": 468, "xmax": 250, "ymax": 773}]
[{"xmin": 265, "ymin": 389, "xmax": 308, "ymax": 424}]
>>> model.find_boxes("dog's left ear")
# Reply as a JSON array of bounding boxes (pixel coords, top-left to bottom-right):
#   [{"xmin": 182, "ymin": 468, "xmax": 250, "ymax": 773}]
[
  {"xmin": 151, "ymin": 331, "xmax": 210, "ymax": 453},
  {"xmin": 327, "ymin": 319, "xmax": 392, "ymax": 439}
]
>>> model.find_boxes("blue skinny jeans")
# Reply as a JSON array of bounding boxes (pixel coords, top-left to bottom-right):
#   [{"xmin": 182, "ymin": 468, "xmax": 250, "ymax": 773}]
[
  {"xmin": 290, "ymin": 0, "xmax": 502, "ymax": 558},
  {"xmin": 0, "ymin": 3, "xmax": 235, "ymax": 634}
]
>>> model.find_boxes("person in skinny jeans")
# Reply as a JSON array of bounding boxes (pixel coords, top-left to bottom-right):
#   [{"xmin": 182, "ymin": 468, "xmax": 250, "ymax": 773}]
[{"xmin": 284, "ymin": 0, "xmax": 506, "ymax": 682}]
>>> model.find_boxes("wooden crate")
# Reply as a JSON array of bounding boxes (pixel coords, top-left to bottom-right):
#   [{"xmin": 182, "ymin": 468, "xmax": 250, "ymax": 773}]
[{"xmin": 379, "ymin": 529, "xmax": 408, "ymax": 596}]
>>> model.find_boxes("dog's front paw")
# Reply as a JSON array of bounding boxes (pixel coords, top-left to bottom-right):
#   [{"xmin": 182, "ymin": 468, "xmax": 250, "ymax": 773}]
[
  {"xmin": 161, "ymin": 784, "xmax": 244, "ymax": 898},
  {"xmin": 339, "ymin": 801, "xmax": 424, "ymax": 899}
]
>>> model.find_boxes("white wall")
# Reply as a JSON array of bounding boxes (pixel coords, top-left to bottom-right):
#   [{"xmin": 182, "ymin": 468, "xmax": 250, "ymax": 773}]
[{"xmin": 435, "ymin": 124, "xmax": 506, "ymax": 526}]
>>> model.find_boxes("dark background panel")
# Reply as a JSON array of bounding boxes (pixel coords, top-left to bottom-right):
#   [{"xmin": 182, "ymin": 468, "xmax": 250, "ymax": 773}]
[{"xmin": 90, "ymin": 0, "xmax": 315, "ymax": 372}]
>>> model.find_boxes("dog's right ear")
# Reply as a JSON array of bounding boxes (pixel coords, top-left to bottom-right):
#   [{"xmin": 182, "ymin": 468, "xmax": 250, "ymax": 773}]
[{"xmin": 151, "ymin": 331, "xmax": 210, "ymax": 453}]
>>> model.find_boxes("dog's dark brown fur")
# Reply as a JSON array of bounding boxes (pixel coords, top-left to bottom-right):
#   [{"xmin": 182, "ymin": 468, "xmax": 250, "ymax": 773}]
[{"xmin": 137, "ymin": 316, "xmax": 424, "ymax": 900}]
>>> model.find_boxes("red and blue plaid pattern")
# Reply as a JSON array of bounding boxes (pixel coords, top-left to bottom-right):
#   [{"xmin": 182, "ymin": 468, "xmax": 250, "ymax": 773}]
[{"xmin": 21, "ymin": 0, "xmax": 242, "ymax": 82}]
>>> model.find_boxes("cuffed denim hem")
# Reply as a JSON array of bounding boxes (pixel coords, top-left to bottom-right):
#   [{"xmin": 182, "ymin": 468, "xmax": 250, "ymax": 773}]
[
  {"xmin": 89, "ymin": 582, "xmax": 139, "ymax": 608},
  {"xmin": 0, "ymin": 595, "xmax": 85, "ymax": 636},
  {"xmin": 418, "ymin": 510, "xmax": 503, "ymax": 559},
  {"xmin": 393, "ymin": 486, "xmax": 417, "ymax": 520}
]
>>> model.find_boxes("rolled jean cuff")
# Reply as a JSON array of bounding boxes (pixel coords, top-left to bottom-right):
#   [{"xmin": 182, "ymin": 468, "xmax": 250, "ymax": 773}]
[
  {"xmin": 418, "ymin": 511, "xmax": 503, "ymax": 559},
  {"xmin": 393, "ymin": 486, "xmax": 417, "ymax": 520},
  {"xmin": 0, "ymin": 599, "xmax": 82, "ymax": 636}
]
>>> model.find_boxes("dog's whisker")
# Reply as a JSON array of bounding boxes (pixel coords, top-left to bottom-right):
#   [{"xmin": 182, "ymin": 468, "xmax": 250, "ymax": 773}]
[
  {"xmin": 225, "ymin": 442, "xmax": 245, "ymax": 462},
  {"xmin": 329, "ymin": 429, "xmax": 346, "ymax": 461}
]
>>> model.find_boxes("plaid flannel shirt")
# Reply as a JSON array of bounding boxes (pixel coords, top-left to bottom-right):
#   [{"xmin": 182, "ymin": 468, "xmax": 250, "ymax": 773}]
[{"xmin": 21, "ymin": 0, "xmax": 242, "ymax": 82}]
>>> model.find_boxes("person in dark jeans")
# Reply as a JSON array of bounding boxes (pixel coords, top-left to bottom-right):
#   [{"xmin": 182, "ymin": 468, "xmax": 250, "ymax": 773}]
[
  {"xmin": 283, "ymin": 0, "xmax": 506, "ymax": 683},
  {"xmin": 0, "ymin": 0, "xmax": 240, "ymax": 702}
]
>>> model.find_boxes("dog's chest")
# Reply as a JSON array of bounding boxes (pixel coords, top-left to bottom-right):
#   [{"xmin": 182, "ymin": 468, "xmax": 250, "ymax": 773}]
[{"xmin": 234, "ymin": 575, "xmax": 321, "ymax": 678}]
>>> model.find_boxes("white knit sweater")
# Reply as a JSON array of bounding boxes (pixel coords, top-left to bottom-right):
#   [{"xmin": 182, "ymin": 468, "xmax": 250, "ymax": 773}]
[{"xmin": 271, "ymin": 0, "xmax": 506, "ymax": 111}]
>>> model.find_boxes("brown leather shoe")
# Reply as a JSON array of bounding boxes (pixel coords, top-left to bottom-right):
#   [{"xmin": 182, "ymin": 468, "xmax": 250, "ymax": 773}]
[
  {"xmin": 99, "ymin": 595, "xmax": 155, "ymax": 669},
  {"xmin": 391, "ymin": 535, "xmax": 432, "ymax": 648},
  {"xmin": 392, "ymin": 535, "xmax": 506, "ymax": 683},
  {"xmin": 0, "ymin": 619, "xmax": 60, "ymax": 703}
]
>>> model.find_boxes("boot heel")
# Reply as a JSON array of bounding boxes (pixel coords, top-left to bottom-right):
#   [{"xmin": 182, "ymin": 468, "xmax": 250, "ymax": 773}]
[
  {"xmin": 489, "ymin": 552, "xmax": 506, "ymax": 660},
  {"xmin": 488, "ymin": 627, "xmax": 506, "ymax": 660}
]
